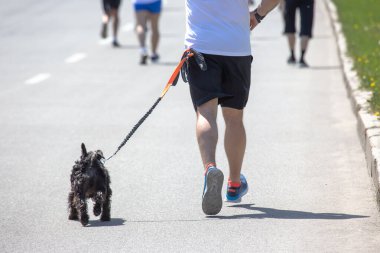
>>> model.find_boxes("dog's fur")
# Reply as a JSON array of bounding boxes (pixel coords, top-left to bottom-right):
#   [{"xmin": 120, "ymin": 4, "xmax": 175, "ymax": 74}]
[{"xmin": 68, "ymin": 143, "xmax": 112, "ymax": 226}]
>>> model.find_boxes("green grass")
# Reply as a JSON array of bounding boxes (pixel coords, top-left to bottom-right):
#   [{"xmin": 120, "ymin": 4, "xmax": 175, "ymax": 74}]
[{"xmin": 333, "ymin": 0, "xmax": 380, "ymax": 116}]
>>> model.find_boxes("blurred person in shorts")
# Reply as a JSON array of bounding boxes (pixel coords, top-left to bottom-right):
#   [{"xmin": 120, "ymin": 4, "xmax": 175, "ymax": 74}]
[
  {"xmin": 101, "ymin": 0, "xmax": 122, "ymax": 47},
  {"xmin": 133, "ymin": 0, "xmax": 162, "ymax": 64}
]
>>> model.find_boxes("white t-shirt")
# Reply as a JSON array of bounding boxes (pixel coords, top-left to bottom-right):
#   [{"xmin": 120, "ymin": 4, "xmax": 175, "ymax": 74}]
[
  {"xmin": 185, "ymin": 0, "xmax": 251, "ymax": 56},
  {"xmin": 132, "ymin": 0, "xmax": 160, "ymax": 4}
]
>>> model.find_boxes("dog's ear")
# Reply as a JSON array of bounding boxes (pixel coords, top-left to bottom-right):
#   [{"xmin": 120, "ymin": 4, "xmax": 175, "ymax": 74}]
[{"xmin": 81, "ymin": 143, "xmax": 87, "ymax": 157}]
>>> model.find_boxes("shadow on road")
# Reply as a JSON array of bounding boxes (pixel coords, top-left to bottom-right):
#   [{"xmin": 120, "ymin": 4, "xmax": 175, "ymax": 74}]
[
  {"xmin": 207, "ymin": 204, "xmax": 369, "ymax": 220},
  {"xmin": 87, "ymin": 218, "xmax": 126, "ymax": 227}
]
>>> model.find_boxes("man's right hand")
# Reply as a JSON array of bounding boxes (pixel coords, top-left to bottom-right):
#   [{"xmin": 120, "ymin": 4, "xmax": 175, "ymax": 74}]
[{"xmin": 250, "ymin": 11, "xmax": 260, "ymax": 30}]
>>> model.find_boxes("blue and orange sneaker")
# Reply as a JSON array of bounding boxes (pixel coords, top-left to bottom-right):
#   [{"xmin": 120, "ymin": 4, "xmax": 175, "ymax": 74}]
[
  {"xmin": 202, "ymin": 165, "xmax": 224, "ymax": 215},
  {"xmin": 226, "ymin": 174, "xmax": 248, "ymax": 202}
]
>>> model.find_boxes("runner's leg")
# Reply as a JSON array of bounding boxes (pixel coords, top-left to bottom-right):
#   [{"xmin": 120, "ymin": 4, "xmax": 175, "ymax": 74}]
[
  {"xmin": 149, "ymin": 12, "xmax": 160, "ymax": 56},
  {"xmin": 222, "ymin": 107, "xmax": 246, "ymax": 183},
  {"xmin": 196, "ymin": 98, "xmax": 219, "ymax": 169}
]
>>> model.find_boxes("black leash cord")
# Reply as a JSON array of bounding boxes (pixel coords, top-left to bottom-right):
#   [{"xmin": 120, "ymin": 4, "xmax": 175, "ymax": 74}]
[{"xmin": 106, "ymin": 97, "xmax": 162, "ymax": 161}]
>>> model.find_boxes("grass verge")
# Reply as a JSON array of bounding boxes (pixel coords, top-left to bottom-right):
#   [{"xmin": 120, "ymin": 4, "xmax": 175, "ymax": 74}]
[{"xmin": 332, "ymin": 0, "xmax": 380, "ymax": 116}]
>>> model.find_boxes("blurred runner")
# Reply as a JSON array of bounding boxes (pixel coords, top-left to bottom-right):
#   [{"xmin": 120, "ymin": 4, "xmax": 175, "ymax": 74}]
[
  {"xmin": 283, "ymin": 0, "xmax": 315, "ymax": 67},
  {"xmin": 133, "ymin": 0, "xmax": 162, "ymax": 65},
  {"xmin": 101, "ymin": 0, "xmax": 122, "ymax": 47}
]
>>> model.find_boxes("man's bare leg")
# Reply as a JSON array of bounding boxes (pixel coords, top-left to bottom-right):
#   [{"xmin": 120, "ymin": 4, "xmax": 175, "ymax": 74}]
[
  {"xmin": 222, "ymin": 107, "xmax": 246, "ymax": 183},
  {"xmin": 286, "ymin": 33, "xmax": 296, "ymax": 63},
  {"xmin": 196, "ymin": 99, "xmax": 218, "ymax": 169},
  {"xmin": 135, "ymin": 10, "xmax": 149, "ymax": 63},
  {"xmin": 149, "ymin": 12, "xmax": 160, "ymax": 58},
  {"xmin": 110, "ymin": 8, "xmax": 120, "ymax": 46},
  {"xmin": 197, "ymin": 99, "xmax": 224, "ymax": 215},
  {"xmin": 299, "ymin": 35, "xmax": 310, "ymax": 67}
]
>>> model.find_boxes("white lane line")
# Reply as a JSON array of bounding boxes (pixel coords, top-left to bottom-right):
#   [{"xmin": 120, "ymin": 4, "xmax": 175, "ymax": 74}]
[
  {"xmin": 24, "ymin": 73, "xmax": 51, "ymax": 85},
  {"xmin": 65, "ymin": 53, "xmax": 87, "ymax": 63},
  {"xmin": 163, "ymin": 0, "xmax": 168, "ymax": 6},
  {"xmin": 122, "ymin": 22, "xmax": 134, "ymax": 32}
]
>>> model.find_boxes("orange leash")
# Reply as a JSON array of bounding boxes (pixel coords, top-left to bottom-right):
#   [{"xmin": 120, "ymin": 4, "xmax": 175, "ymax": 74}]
[
  {"xmin": 106, "ymin": 50, "xmax": 194, "ymax": 161},
  {"xmin": 160, "ymin": 50, "xmax": 193, "ymax": 98}
]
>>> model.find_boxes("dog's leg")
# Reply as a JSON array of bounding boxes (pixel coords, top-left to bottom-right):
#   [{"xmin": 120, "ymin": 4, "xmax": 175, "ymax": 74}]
[
  {"xmin": 68, "ymin": 191, "xmax": 78, "ymax": 220},
  {"xmin": 76, "ymin": 192, "xmax": 89, "ymax": 226},
  {"xmin": 100, "ymin": 187, "xmax": 112, "ymax": 221},
  {"xmin": 93, "ymin": 192, "xmax": 102, "ymax": 217}
]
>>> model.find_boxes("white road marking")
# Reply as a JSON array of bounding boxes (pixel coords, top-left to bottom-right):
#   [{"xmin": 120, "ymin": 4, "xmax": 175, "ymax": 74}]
[
  {"xmin": 24, "ymin": 73, "xmax": 51, "ymax": 85},
  {"xmin": 65, "ymin": 53, "xmax": 87, "ymax": 63},
  {"xmin": 122, "ymin": 22, "xmax": 134, "ymax": 32},
  {"xmin": 163, "ymin": 0, "xmax": 168, "ymax": 6}
]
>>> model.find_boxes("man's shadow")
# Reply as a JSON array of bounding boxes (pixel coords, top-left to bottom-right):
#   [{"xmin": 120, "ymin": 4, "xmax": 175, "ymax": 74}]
[
  {"xmin": 207, "ymin": 204, "xmax": 369, "ymax": 220},
  {"xmin": 87, "ymin": 218, "xmax": 126, "ymax": 227}
]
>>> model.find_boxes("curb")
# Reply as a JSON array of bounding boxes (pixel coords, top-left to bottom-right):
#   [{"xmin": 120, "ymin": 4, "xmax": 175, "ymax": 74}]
[{"xmin": 324, "ymin": 0, "xmax": 380, "ymax": 208}]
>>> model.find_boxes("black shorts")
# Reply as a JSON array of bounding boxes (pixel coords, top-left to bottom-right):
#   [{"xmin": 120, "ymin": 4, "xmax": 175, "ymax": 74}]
[
  {"xmin": 187, "ymin": 53, "xmax": 252, "ymax": 110},
  {"xmin": 103, "ymin": 0, "xmax": 121, "ymax": 13},
  {"xmin": 284, "ymin": 0, "xmax": 314, "ymax": 37}
]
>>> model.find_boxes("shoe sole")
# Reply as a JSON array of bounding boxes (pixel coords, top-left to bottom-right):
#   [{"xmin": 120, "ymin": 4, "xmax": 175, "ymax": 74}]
[{"xmin": 202, "ymin": 169, "xmax": 224, "ymax": 215}]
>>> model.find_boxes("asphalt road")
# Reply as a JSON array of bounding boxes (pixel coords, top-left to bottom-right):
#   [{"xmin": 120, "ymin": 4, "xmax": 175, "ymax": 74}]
[{"xmin": 1, "ymin": 0, "xmax": 380, "ymax": 252}]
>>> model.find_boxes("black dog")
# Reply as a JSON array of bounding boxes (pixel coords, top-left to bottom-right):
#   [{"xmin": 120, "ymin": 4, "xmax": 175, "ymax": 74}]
[{"xmin": 68, "ymin": 143, "xmax": 112, "ymax": 226}]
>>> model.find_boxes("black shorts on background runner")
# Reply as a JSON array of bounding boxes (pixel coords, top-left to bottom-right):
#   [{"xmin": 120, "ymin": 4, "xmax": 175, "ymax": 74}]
[
  {"xmin": 284, "ymin": 0, "xmax": 314, "ymax": 37},
  {"xmin": 103, "ymin": 0, "xmax": 121, "ymax": 12},
  {"xmin": 187, "ymin": 53, "xmax": 252, "ymax": 110}
]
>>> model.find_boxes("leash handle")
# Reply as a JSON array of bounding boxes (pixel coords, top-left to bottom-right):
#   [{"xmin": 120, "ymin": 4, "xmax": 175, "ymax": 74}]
[{"xmin": 160, "ymin": 50, "xmax": 193, "ymax": 98}]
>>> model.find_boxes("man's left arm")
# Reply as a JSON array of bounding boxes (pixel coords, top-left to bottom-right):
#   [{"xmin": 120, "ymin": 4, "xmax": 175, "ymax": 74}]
[{"xmin": 250, "ymin": 0, "xmax": 281, "ymax": 30}]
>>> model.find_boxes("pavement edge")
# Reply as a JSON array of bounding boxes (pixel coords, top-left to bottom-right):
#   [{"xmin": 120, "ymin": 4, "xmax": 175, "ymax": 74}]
[{"xmin": 324, "ymin": 0, "xmax": 380, "ymax": 209}]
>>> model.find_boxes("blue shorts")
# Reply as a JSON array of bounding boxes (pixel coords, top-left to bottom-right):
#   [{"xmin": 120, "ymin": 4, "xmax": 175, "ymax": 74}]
[{"xmin": 134, "ymin": 1, "xmax": 162, "ymax": 14}]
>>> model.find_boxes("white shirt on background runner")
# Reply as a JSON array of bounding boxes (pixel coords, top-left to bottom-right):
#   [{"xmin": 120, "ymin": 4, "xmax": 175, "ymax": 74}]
[{"xmin": 185, "ymin": 0, "xmax": 251, "ymax": 56}]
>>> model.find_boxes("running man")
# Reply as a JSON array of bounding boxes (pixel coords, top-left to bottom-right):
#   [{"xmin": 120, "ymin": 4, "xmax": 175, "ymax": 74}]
[
  {"xmin": 133, "ymin": 0, "xmax": 162, "ymax": 65},
  {"xmin": 101, "ymin": 0, "xmax": 122, "ymax": 47},
  {"xmin": 283, "ymin": 0, "xmax": 315, "ymax": 67},
  {"xmin": 185, "ymin": 0, "xmax": 280, "ymax": 215}
]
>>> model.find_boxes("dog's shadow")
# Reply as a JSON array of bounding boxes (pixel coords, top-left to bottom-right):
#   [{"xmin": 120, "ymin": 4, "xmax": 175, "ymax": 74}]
[{"xmin": 87, "ymin": 218, "xmax": 126, "ymax": 227}]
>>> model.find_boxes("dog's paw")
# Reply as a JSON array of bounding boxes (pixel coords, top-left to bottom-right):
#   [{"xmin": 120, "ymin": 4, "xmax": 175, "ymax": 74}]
[
  {"xmin": 68, "ymin": 214, "xmax": 78, "ymax": 220},
  {"xmin": 100, "ymin": 215, "xmax": 110, "ymax": 222},
  {"xmin": 80, "ymin": 215, "xmax": 89, "ymax": 226},
  {"xmin": 93, "ymin": 205, "xmax": 101, "ymax": 217}
]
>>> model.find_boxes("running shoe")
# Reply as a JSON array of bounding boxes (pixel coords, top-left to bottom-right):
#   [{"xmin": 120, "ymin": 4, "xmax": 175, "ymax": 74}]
[
  {"xmin": 202, "ymin": 166, "xmax": 224, "ymax": 215},
  {"xmin": 112, "ymin": 40, "xmax": 120, "ymax": 47},
  {"xmin": 299, "ymin": 59, "xmax": 309, "ymax": 68},
  {"xmin": 287, "ymin": 55, "xmax": 296, "ymax": 64},
  {"xmin": 226, "ymin": 174, "xmax": 248, "ymax": 202},
  {"xmin": 140, "ymin": 54, "xmax": 148, "ymax": 65},
  {"xmin": 151, "ymin": 54, "xmax": 160, "ymax": 63}
]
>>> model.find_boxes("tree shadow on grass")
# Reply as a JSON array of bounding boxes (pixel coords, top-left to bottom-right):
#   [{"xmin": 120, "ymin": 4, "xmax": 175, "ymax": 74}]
[
  {"xmin": 87, "ymin": 218, "xmax": 126, "ymax": 227},
  {"xmin": 207, "ymin": 204, "xmax": 369, "ymax": 220}
]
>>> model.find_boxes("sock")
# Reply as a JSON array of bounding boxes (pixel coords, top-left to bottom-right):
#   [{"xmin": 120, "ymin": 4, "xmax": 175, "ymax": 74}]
[
  {"xmin": 140, "ymin": 47, "xmax": 148, "ymax": 56},
  {"xmin": 228, "ymin": 179, "xmax": 241, "ymax": 188},
  {"xmin": 204, "ymin": 162, "xmax": 216, "ymax": 174},
  {"xmin": 300, "ymin": 50, "xmax": 306, "ymax": 61},
  {"xmin": 290, "ymin": 49, "xmax": 295, "ymax": 59}
]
